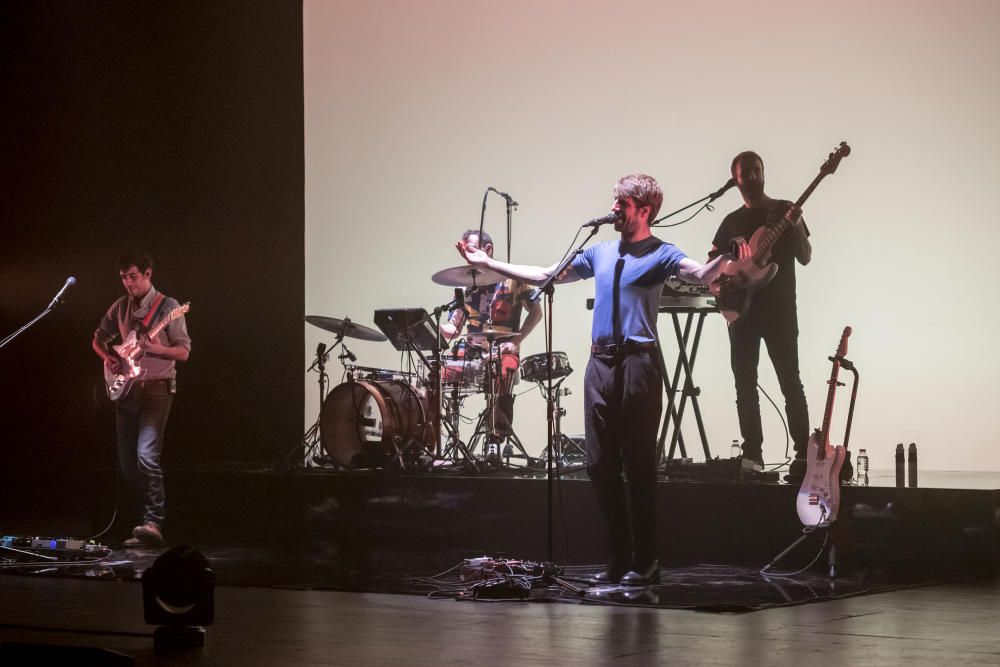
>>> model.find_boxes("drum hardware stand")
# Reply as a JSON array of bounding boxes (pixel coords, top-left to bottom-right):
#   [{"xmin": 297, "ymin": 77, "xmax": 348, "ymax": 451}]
[
  {"xmin": 286, "ymin": 334, "xmax": 347, "ymax": 468},
  {"xmin": 374, "ymin": 301, "xmax": 479, "ymax": 471},
  {"xmin": 534, "ymin": 378, "xmax": 586, "ymax": 473},
  {"xmin": 439, "ymin": 383, "xmax": 467, "ymax": 462},
  {"xmin": 466, "ymin": 336, "xmax": 532, "ymax": 468}
]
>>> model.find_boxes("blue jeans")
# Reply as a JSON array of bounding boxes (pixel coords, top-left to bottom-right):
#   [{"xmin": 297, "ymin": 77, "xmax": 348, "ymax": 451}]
[{"xmin": 116, "ymin": 380, "xmax": 172, "ymax": 528}]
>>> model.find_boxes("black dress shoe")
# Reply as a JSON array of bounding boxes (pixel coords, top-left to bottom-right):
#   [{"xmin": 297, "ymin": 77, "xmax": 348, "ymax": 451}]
[
  {"xmin": 589, "ymin": 566, "xmax": 629, "ymax": 585},
  {"xmin": 590, "ymin": 558, "xmax": 632, "ymax": 586},
  {"xmin": 620, "ymin": 560, "xmax": 660, "ymax": 587}
]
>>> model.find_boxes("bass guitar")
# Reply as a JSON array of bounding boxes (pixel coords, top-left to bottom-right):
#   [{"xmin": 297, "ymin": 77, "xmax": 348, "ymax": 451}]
[
  {"xmin": 796, "ymin": 326, "xmax": 851, "ymax": 527},
  {"xmin": 710, "ymin": 142, "xmax": 851, "ymax": 323},
  {"xmin": 104, "ymin": 302, "xmax": 190, "ymax": 401}
]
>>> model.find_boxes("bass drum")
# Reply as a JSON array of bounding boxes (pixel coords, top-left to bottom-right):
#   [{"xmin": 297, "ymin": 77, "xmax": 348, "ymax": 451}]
[
  {"xmin": 519, "ymin": 351, "xmax": 572, "ymax": 384},
  {"xmin": 320, "ymin": 379, "xmax": 428, "ymax": 468}
]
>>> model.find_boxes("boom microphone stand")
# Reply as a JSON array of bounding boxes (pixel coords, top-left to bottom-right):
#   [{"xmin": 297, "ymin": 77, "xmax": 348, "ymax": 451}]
[
  {"xmin": 530, "ymin": 225, "xmax": 601, "ymax": 563},
  {"xmin": 650, "ymin": 178, "xmax": 734, "ymax": 228},
  {"xmin": 0, "ymin": 277, "xmax": 76, "ymax": 351}
]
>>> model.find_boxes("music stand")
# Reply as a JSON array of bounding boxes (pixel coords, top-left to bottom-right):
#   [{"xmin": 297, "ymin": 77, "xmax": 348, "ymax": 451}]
[{"xmin": 373, "ymin": 308, "xmax": 446, "ymax": 352}]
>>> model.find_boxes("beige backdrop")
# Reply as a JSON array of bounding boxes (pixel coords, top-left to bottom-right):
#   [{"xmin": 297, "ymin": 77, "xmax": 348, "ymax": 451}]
[{"xmin": 304, "ymin": 0, "xmax": 1000, "ymax": 472}]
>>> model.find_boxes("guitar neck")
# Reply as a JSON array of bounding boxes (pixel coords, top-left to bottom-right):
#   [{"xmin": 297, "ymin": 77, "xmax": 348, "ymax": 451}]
[
  {"xmin": 752, "ymin": 172, "xmax": 828, "ymax": 264},
  {"xmin": 819, "ymin": 362, "xmax": 841, "ymax": 448},
  {"xmin": 148, "ymin": 317, "xmax": 171, "ymax": 340},
  {"xmin": 147, "ymin": 305, "xmax": 187, "ymax": 339}
]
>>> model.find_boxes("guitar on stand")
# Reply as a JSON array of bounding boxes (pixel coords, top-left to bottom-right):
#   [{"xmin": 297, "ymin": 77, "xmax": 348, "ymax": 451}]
[
  {"xmin": 711, "ymin": 142, "xmax": 851, "ymax": 323},
  {"xmin": 104, "ymin": 302, "xmax": 190, "ymax": 401},
  {"xmin": 762, "ymin": 326, "xmax": 854, "ymax": 578},
  {"xmin": 796, "ymin": 326, "xmax": 851, "ymax": 527}
]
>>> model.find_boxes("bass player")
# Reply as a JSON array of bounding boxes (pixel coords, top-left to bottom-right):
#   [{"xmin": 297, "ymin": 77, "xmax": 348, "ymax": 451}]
[{"xmin": 709, "ymin": 151, "xmax": 810, "ymax": 478}]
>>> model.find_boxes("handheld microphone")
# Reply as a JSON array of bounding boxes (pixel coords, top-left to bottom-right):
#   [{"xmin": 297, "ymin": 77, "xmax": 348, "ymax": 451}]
[
  {"xmin": 708, "ymin": 177, "xmax": 736, "ymax": 202},
  {"xmin": 317, "ymin": 342, "xmax": 327, "ymax": 359},
  {"xmin": 582, "ymin": 212, "xmax": 621, "ymax": 228},
  {"xmin": 47, "ymin": 276, "xmax": 76, "ymax": 309}
]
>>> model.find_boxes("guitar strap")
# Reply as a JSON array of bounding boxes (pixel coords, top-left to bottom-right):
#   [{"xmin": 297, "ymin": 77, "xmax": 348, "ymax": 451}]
[{"xmin": 137, "ymin": 293, "xmax": 167, "ymax": 334}]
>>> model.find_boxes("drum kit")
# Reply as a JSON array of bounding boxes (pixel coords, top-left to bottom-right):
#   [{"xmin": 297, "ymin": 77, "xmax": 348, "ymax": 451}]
[{"xmin": 299, "ymin": 264, "xmax": 585, "ymax": 472}]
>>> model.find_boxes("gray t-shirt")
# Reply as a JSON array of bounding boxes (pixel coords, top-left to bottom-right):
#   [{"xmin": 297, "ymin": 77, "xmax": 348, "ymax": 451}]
[{"xmin": 95, "ymin": 286, "xmax": 191, "ymax": 381}]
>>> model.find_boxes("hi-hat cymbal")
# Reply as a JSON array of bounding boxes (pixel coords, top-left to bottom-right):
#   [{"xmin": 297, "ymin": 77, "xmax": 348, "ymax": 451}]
[
  {"xmin": 431, "ymin": 265, "xmax": 504, "ymax": 288},
  {"xmin": 469, "ymin": 326, "xmax": 522, "ymax": 342},
  {"xmin": 304, "ymin": 315, "xmax": 387, "ymax": 342}
]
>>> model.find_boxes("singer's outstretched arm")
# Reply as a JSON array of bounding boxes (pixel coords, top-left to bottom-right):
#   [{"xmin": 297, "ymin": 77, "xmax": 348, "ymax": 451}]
[
  {"xmin": 676, "ymin": 256, "xmax": 725, "ymax": 285},
  {"xmin": 457, "ymin": 243, "xmax": 581, "ymax": 285}
]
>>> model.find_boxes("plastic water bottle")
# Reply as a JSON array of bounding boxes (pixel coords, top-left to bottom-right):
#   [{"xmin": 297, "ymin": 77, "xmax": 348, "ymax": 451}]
[
  {"xmin": 856, "ymin": 448, "xmax": 869, "ymax": 486},
  {"xmin": 730, "ymin": 439, "xmax": 741, "ymax": 459}
]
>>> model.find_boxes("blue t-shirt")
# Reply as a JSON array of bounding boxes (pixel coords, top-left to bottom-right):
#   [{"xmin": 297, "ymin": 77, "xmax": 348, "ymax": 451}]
[{"xmin": 571, "ymin": 238, "xmax": 687, "ymax": 345}]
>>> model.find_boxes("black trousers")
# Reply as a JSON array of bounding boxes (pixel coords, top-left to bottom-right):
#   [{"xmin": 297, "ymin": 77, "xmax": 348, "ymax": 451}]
[
  {"xmin": 583, "ymin": 350, "xmax": 662, "ymax": 571},
  {"xmin": 728, "ymin": 315, "xmax": 810, "ymax": 458}
]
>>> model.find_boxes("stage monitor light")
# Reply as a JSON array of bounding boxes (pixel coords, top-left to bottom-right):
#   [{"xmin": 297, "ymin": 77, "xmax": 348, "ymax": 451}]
[{"xmin": 142, "ymin": 546, "xmax": 214, "ymax": 649}]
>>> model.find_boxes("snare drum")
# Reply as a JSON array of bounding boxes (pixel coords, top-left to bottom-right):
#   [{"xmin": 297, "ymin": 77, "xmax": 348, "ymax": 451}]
[
  {"xmin": 520, "ymin": 351, "xmax": 572, "ymax": 384},
  {"xmin": 320, "ymin": 379, "xmax": 429, "ymax": 468}
]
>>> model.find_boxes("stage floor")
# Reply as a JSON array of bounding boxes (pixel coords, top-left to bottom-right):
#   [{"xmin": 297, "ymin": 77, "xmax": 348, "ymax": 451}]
[
  {"xmin": 1, "ymin": 465, "xmax": 996, "ymax": 614},
  {"xmin": 1, "ymin": 567, "xmax": 999, "ymax": 665}
]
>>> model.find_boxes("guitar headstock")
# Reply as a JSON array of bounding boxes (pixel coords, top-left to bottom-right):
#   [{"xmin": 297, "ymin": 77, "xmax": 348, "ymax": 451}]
[
  {"xmin": 170, "ymin": 302, "xmax": 191, "ymax": 320},
  {"xmin": 836, "ymin": 325, "xmax": 852, "ymax": 357},
  {"xmin": 820, "ymin": 142, "xmax": 851, "ymax": 176}
]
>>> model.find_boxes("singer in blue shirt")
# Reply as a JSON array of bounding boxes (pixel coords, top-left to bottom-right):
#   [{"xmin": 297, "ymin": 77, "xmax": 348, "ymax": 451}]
[{"xmin": 458, "ymin": 173, "xmax": 742, "ymax": 586}]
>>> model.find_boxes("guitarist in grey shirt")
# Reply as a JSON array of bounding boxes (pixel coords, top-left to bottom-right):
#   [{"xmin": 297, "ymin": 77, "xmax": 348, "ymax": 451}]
[{"xmin": 92, "ymin": 248, "xmax": 191, "ymax": 547}]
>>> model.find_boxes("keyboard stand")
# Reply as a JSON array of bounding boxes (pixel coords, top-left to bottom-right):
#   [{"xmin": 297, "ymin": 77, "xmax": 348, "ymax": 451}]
[{"xmin": 655, "ymin": 305, "xmax": 717, "ymax": 468}]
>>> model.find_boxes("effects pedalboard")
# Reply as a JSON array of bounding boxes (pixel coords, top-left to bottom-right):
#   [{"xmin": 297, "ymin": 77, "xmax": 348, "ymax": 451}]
[{"xmin": 1, "ymin": 535, "xmax": 111, "ymax": 559}]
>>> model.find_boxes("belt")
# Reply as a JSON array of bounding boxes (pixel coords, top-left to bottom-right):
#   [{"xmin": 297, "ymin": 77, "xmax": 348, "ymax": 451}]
[
  {"xmin": 136, "ymin": 378, "xmax": 171, "ymax": 389},
  {"xmin": 590, "ymin": 341, "xmax": 657, "ymax": 355}
]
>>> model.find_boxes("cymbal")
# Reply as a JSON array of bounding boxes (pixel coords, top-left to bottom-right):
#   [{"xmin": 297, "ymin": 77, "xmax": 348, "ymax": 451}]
[
  {"xmin": 431, "ymin": 265, "xmax": 504, "ymax": 288},
  {"xmin": 468, "ymin": 326, "xmax": 522, "ymax": 342},
  {"xmin": 304, "ymin": 315, "xmax": 387, "ymax": 342}
]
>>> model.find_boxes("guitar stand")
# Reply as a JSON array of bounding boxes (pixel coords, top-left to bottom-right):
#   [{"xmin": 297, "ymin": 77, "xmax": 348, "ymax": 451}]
[{"xmin": 761, "ymin": 520, "xmax": 840, "ymax": 579}]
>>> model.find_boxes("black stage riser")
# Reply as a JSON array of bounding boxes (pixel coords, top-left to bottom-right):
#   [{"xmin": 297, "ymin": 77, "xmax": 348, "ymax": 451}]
[{"xmin": 157, "ymin": 471, "xmax": 998, "ymax": 578}]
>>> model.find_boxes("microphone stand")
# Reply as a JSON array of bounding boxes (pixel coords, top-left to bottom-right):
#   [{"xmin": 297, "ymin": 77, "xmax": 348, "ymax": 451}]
[
  {"xmin": 529, "ymin": 225, "xmax": 601, "ymax": 563},
  {"xmin": 287, "ymin": 336, "xmax": 339, "ymax": 468},
  {"xmin": 477, "ymin": 187, "xmax": 490, "ymax": 249},
  {"xmin": 650, "ymin": 182, "xmax": 732, "ymax": 227},
  {"xmin": 0, "ymin": 302, "xmax": 65, "ymax": 351}
]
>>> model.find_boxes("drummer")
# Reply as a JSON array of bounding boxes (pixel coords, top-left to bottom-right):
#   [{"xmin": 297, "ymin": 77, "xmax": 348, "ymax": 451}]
[{"xmin": 440, "ymin": 230, "xmax": 542, "ymax": 439}]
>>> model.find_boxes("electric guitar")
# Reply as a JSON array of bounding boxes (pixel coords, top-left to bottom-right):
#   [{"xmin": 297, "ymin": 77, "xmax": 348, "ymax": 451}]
[
  {"xmin": 710, "ymin": 142, "xmax": 851, "ymax": 323},
  {"xmin": 796, "ymin": 326, "xmax": 851, "ymax": 527},
  {"xmin": 104, "ymin": 302, "xmax": 190, "ymax": 401}
]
